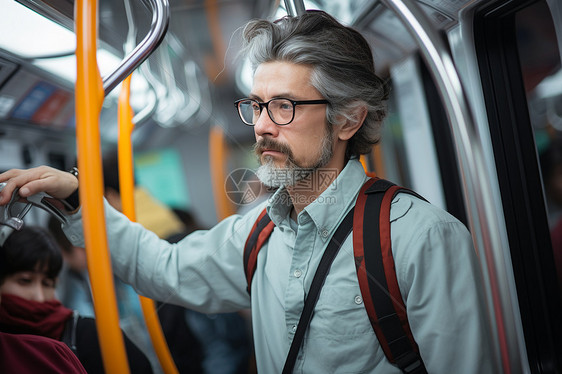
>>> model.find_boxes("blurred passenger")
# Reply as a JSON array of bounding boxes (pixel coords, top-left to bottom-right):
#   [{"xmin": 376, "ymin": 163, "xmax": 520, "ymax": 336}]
[
  {"xmin": 48, "ymin": 217, "xmax": 94, "ymax": 318},
  {"xmin": 103, "ymin": 152, "xmax": 185, "ymax": 240},
  {"xmin": 104, "ymin": 150, "xmax": 251, "ymax": 373},
  {"xmin": 0, "ymin": 331, "xmax": 87, "ymax": 374},
  {"xmin": 166, "ymin": 209, "xmax": 251, "ymax": 374},
  {"xmin": 49, "ymin": 215, "xmax": 164, "ymax": 373},
  {"xmin": 0, "ymin": 293, "xmax": 87, "ymax": 374},
  {"xmin": 105, "ymin": 151, "xmax": 252, "ymax": 373},
  {"xmin": 0, "ymin": 226, "xmax": 153, "ymax": 374},
  {"xmin": 103, "ymin": 153, "xmax": 204, "ymax": 374}
]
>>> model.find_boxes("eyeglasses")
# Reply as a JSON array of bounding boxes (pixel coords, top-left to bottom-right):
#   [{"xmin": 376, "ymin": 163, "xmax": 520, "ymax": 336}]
[{"xmin": 234, "ymin": 97, "xmax": 329, "ymax": 126}]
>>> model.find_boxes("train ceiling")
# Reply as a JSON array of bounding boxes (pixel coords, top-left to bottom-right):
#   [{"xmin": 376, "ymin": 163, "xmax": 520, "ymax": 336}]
[{"xmin": 0, "ymin": 0, "xmax": 475, "ymax": 143}]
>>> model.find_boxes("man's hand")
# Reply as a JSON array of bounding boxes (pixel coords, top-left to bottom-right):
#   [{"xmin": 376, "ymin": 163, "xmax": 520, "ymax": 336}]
[{"xmin": 0, "ymin": 166, "xmax": 78, "ymax": 205}]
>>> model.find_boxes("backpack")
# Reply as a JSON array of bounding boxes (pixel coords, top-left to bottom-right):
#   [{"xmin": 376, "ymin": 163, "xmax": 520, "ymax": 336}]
[
  {"xmin": 61, "ymin": 310, "xmax": 79, "ymax": 355},
  {"xmin": 243, "ymin": 178, "xmax": 428, "ymax": 374}
]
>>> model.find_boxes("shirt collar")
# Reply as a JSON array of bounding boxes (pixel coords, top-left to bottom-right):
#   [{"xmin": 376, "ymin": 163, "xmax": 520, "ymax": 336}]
[
  {"xmin": 266, "ymin": 159, "xmax": 368, "ymax": 240},
  {"xmin": 266, "ymin": 188, "xmax": 292, "ymax": 227}
]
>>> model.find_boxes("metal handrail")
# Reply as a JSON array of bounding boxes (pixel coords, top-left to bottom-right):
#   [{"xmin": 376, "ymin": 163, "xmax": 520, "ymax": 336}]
[
  {"xmin": 176, "ymin": 61, "xmax": 202, "ymax": 124},
  {"xmin": 284, "ymin": 0, "xmax": 305, "ymax": 16},
  {"xmin": 132, "ymin": 83, "xmax": 158, "ymax": 127},
  {"xmin": 166, "ymin": 35, "xmax": 201, "ymax": 125},
  {"xmin": 102, "ymin": 0, "xmax": 170, "ymax": 96},
  {"xmin": 136, "ymin": 58, "xmax": 163, "ymax": 125},
  {"xmin": 375, "ymin": 1, "xmax": 524, "ymax": 373},
  {"xmin": 154, "ymin": 41, "xmax": 184, "ymax": 127}
]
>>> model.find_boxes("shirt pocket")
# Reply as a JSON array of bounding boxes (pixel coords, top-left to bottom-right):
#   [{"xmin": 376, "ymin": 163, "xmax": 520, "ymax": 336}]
[
  {"xmin": 303, "ymin": 285, "xmax": 387, "ymax": 373},
  {"xmin": 310, "ymin": 285, "xmax": 373, "ymax": 338}
]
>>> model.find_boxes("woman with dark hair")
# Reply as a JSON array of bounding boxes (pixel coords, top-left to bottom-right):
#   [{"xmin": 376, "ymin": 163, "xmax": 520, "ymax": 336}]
[{"xmin": 0, "ymin": 226, "xmax": 153, "ymax": 374}]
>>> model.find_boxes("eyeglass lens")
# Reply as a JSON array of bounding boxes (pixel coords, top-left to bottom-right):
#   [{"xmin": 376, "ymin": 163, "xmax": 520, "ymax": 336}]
[{"xmin": 238, "ymin": 99, "xmax": 294, "ymax": 125}]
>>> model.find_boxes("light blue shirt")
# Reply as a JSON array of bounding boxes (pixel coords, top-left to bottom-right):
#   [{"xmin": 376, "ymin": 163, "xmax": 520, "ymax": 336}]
[{"xmin": 63, "ymin": 159, "xmax": 496, "ymax": 373}]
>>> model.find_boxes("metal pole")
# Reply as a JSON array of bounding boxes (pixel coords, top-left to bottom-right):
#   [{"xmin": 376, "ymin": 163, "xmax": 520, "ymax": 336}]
[
  {"xmin": 284, "ymin": 0, "xmax": 305, "ymax": 16},
  {"xmin": 103, "ymin": 0, "xmax": 169, "ymax": 95}
]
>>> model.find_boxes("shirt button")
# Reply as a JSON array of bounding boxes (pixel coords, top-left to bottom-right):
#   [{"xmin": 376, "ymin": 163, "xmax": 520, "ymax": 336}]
[
  {"xmin": 354, "ymin": 295, "xmax": 363, "ymax": 305},
  {"xmin": 320, "ymin": 229, "xmax": 329, "ymax": 238},
  {"xmin": 292, "ymin": 325, "xmax": 297, "ymax": 332},
  {"xmin": 299, "ymin": 216, "xmax": 310, "ymax": 224},
  {"xmin": 293, "ymin": 269, "xmax": 302, "ymax": 278}
]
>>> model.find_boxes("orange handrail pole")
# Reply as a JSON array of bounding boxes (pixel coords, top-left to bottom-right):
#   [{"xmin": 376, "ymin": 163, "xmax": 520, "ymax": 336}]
[
  {"xmin": 372, "ymin": 144, "xmax": 386, "ymax": 179},
  {"xmin": 209, "ymin": 126, "xmax": 236, "ymax": 220},
  {"xmin": 75, "ymin": 1, "xmax": 130, "ymax": 373},
  {"xmin": 203, "ymin": 0, "xmax": 227, "ymax": 83},
  {"xmin": 117, "ymin": 75, "xmax": 179, "ymax": 374},
  {"xmin": 138, "ymin": 297, "xmax": 179, "ymax": 374},
  {"xmin": 117, "ymin": 76, "xmax": 136, "ymax": 219},
  {"xmin": 359, "ymin": 154, "xmax": 369, "ymax": 173}
]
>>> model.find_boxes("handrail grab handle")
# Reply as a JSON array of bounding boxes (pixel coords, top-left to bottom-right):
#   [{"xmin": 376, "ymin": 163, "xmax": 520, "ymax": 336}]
[{"xmin": 102, "ymin": 0, "xmax": 170, "ymax": 96}]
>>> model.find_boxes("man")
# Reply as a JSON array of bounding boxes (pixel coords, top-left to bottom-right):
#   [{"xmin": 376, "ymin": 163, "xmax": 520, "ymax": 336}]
[{"xmin": 0, "ymin": 10, "xmax": 495, "ymax": 373}]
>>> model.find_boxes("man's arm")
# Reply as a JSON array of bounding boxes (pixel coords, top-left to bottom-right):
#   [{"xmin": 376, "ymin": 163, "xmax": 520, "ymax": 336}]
[
  {"xmin": 0, "ymin": 166, "xmax": 256, "ymax": 313},
  {"xmin": 62, "ymin": 197, "xmax": 260, "ymax": 313}
]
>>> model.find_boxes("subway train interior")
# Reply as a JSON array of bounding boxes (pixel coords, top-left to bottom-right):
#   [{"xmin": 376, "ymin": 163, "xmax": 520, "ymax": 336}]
[{"xmin": 0, "ymin": 0, "xmax": 561, "ymax": 373}]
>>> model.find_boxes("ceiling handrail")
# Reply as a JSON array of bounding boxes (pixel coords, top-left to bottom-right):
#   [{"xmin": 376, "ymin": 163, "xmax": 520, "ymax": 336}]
[
  {"xmin": 374, "ymin": 1, "xmax": 525, "ymax": 372},
  {"xmin": 138, "ymin": 57, "xmax": 166, "ymax": 125},
  {"xmin": 154, "ymin": 41, "xmax": 184, "ymax": 127},
  {"xmin": 132, "ymin": 82, "xmax": 158, "ymax": 127},
  {"xmin": 102, "ymin": 0, "xmax": 170, "ymax": 96}
]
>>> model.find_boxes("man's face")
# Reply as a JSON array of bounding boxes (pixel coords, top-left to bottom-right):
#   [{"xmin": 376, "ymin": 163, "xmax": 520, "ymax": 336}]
[{"xmin": 251, "ymin": 61, "xmax": 334, "ymax": 187}]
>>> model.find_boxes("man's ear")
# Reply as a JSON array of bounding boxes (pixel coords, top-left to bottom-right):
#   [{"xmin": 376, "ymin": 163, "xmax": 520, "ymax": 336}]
[{"xmin": 337, "ymin": 106, "xmax": 367, "ymax": 141}]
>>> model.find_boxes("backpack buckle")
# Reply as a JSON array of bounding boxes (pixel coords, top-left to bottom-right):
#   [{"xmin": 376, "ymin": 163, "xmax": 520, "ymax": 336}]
[{"xmin": 394, "ymin": 351, "xmax": 426, "ymax": 374}]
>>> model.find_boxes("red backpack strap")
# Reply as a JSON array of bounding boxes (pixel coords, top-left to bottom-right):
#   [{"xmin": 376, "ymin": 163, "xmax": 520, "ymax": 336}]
[
  {"xmin": 353, "ymin": 178, "xmax": 428, "ymax": 374},
  {"xmin": 243, "ymin": 208, "xmax": 275, "ymax": 294}
]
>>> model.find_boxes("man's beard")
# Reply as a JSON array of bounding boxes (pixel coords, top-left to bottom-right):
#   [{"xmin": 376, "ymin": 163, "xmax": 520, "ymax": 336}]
[{"xmin": 254, "ymin": 128, "xmax": 333, "ymax": 188}]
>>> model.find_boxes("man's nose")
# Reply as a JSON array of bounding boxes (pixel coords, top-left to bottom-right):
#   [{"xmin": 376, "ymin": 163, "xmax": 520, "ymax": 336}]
[{"xmin": 254, "ymin": 109, "xmax": 279, "ymax": 137}]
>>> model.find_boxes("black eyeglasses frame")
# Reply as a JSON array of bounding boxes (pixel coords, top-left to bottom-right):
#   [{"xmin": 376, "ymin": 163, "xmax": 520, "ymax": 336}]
[{"xmin": 234, "ymin": 97, "xmax": 329, "ymax": 126}]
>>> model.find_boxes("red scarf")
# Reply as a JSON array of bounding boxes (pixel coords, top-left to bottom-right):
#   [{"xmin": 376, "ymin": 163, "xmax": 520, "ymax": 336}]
[{"xmin": 0, "ymin": 293, "xmax": 73, "ymax": 340}]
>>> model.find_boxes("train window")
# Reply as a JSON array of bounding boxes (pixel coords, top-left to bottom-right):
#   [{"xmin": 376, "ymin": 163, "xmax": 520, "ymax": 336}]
[
  {"xmin": 389, "ymin": 57, "xmax": 447, "ymax": 210},
  {"xmin": 379, "ymin": 96, "xmax": 413, "ymax": 189},
  {"xmin": 475, "ymin": 0, "xmax": 562, "ymax": 371},
  {"xmin": 386, "ymin": 55, "xmax": 467, "ymax": 225},
  {"xmin": 516, "ymin": 1, "xmax": 562, "ymax": 294}
]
